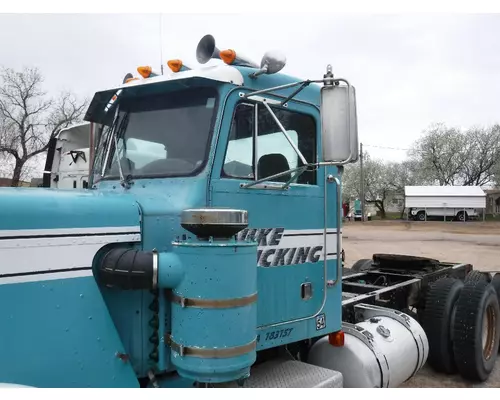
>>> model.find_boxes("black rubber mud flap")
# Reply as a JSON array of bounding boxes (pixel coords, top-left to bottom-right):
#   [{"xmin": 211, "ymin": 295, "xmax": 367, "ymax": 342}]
[
  {"xmin": 351, "ymin": 258, "xmax": 372, "ymax": 272},
  {"xmin": 452, "ymin": 280, "xmax": 500, "ymax": 382},
  {"xmin": 465, "ymin": 270, "xmax": 492, "ymax": 284},
  {"xmin": 421, "ymin": 278, "xmax": 464, "ymax": 374}
]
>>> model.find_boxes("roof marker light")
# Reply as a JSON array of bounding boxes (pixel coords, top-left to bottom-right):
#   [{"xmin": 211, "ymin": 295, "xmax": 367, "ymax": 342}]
[
  {"xmin": 220, "ymin": 49, "xmax": 236, "ymax": 65},
  {"xmin": 167, "ymin": 59, "xmax": 184, "ymax": 73},
  {"xmin": 137, "ymin": 66, "xmax": 152, "ymax": 78},
  {"xmin": 125, "ymin": 77, "xmax": 139, "ymax": 84}
]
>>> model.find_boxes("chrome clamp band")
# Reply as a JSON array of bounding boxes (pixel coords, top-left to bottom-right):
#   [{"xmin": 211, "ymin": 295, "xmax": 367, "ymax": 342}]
[
  {"xmin": 165, "ymin": 335, "xmax": 256, "ymax": 359},
  {"xmin": 167, "ymin": 291, "xmax": 258, "ymax": 309}
]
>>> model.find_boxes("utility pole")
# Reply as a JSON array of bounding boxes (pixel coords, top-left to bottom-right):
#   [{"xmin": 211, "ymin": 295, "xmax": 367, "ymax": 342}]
[{"xmin": 360, "ymin": 142, "xmax": 365, "ymax": 221}]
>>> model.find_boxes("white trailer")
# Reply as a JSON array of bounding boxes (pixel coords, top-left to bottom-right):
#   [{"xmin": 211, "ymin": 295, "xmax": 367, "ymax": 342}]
[
  {"xmin": 42, "ymin": 122, "xmax": 95, "ymax": 189},
  {"xmin": 405, "ymin": 185, "xmax": 486, "ymax": 222}
]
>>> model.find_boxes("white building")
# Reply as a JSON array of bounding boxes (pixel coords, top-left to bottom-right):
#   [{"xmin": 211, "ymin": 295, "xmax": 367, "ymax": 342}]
[{"xmin": 404, "ymin": 185, "xmax": 486, "ymax": 222}]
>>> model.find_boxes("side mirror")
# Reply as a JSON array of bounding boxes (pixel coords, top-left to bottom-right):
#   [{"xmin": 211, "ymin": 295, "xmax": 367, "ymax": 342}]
[{"xmin": 320, "ymin": 83, "xmax": 359, "ymax": 164}]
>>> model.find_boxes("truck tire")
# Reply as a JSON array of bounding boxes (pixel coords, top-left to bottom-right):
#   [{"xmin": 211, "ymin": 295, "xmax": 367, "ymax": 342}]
[
  {"xmin": 465, "ymin": 270, "xmax": 492, "ymax": 284},
  {"xmin": 416, "ymin": 211, "xmax": 426, "ymax": 221},
  {"xmin": 491, "ymin": 274, "xmax": 500, "ymax": 321},
  {"xmin": 452, "ymin": 280, "xmax": 500, "ymax": 382},
  {"xmin": 351, "ymin": 258, "xmax": 372, "ymax": 272},
  {"xmin": 456, "ymin": 211, "xmax": 468, "ymax": 222},
  {"xmin": 421, "ymin": 278, "xmax": 464, "ymax": 373}
]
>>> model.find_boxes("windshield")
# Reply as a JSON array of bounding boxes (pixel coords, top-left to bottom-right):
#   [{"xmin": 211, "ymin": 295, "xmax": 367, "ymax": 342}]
[{"xmin": 92, "ymin": 87, "xmax": 218, "ymax": 183}]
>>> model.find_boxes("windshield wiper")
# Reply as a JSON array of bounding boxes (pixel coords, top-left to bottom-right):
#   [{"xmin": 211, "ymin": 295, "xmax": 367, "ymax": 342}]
[{"xmin": 112, "ymin": 112, "xmax": 133, "ymax": 189}]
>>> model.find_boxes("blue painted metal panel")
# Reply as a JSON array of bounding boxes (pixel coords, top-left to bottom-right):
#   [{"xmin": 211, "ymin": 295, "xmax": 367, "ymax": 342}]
[
  {"xmin": 0, "ymin": 188, "xmax": 140, "ymax": 387},
  {"xmin": 0, "ymin": 276, "xmax": 139, "ymax": 387},
  {"xmin": 0, "ymin": 187, "xmax": 140, "ymax": 230}
]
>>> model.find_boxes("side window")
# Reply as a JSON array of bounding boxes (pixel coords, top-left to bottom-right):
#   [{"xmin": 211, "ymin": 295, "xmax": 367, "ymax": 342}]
[
  {"xmin": 223, "ymin": 103, "xmax": 255, "ymax": 179},
  {"xmin": 222, "ymin": 102, "xmax": 317, "ymax": 185}
]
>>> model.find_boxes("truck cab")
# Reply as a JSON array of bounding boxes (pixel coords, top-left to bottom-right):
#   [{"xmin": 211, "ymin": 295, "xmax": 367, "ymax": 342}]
[
  {"xmin": 43, "ymin": 122, "xmax": 94, "ymax": 189},
  {"xmin": 0, "ymin": 34, "xmax": 496, "ymax": 389},
  {"xmin": 0, "ymin": 34, "xmax": 360, "ymax": 388}
]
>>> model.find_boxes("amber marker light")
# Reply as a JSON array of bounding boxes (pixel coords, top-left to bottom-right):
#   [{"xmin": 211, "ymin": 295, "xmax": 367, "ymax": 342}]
[
  {"xmin": 125, "ymin": 77, "xmax": 139, "ymax": 84},
  {"xmin": 167, "ymin": 59, "xmax": 183, "ymax": 73},
  {"xmin": 328, "ymin": 330, "xmax": 345, "ymax": 347},
  {"xmin": 137, "ymin": 66, "xmax": 152, "ymax": 78},
  {"xmin": 220, "ymin": 49, "xmax": 237, "ymax": 65}
]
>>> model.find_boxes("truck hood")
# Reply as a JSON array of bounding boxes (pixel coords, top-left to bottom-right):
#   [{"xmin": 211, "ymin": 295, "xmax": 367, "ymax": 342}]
[{"xmin": 0, "ymin": 188, "xmax": 141, "ymax": 283}]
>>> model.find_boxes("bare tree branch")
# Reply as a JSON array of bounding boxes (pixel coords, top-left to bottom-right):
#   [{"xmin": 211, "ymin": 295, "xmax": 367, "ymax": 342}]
[
  {"xmin": 0, "ymin": 66, "xmax": 88, "ymax": 186},
  {"xmin": 409, "ymin": 123, "xmax": 500, "ymax": 187}
]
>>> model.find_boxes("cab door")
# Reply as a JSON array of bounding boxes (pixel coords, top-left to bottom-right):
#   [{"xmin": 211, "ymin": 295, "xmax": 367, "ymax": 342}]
[{"xmin": 210, "ymin": 91, "xmax": 337, "ymax": 327}]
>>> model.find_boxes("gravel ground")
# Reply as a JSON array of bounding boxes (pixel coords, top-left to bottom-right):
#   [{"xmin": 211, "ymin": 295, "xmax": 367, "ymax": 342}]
[{"xmin": 342, "ymin": 220, "xmax": 500, "ymax": 388}]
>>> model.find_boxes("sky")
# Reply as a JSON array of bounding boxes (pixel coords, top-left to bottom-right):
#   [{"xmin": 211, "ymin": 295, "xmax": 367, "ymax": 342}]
[{"xmin": 0, "ymin": 12, "xmax": 499, "ymax": 166}]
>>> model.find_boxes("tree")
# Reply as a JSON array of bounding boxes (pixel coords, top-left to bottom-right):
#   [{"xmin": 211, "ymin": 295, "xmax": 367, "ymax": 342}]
[
  {"xmin": 363, "ymin": 158, "xmax": 397, "ymax": 219},
  {"xmin": 0, "ymin": 67, "xmax": 87, "ymax": 186},
  {"xmin": 409, "ymin": 122, "xmax": 500, "ymax": 187},
  {"xmin": 343, "ymin": 153, "xmax": 400, "ymax": 218},
  {"xmin": 460, "ymin": 124, "xmax": 500, "ymax": 186},
  {"xmin": 409, "ymin": 123, "xmax": 467, "ymax": 186},
  {"xmin": 385, "ymin": 159, "xmax": 428, "ymax": 217},
  {"xmin": 343, "ymin": 153, "xmax": 428, "ymax": 219}
]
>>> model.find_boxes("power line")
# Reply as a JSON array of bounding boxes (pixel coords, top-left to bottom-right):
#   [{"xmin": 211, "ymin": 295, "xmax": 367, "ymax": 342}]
[
  {"xmin": 363, "ymin": 144, "xmax": 413, "ymax": 152},
  {"xmin": 363, "ymin": 144, "xmax": 429, "ymax": 155}
]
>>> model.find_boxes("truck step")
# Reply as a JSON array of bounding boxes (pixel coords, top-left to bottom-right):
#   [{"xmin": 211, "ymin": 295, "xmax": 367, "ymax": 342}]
[{"xmin": 218, "ymin": 358, "xmax": 343, "ymax": 388}]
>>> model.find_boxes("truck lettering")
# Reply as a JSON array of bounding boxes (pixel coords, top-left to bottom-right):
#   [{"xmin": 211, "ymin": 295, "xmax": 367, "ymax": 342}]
[
  {"xmin": 238, "ymin": 227, "xmax": 333, "ymax": 268},
  {"xmin": 308, "ymin": 246, "xmax": 323, "ymax": 263},
  {"xmin": 287, "ymin": 248, "xmax": 297, "ymax": 264},
  {"xmin": 256, "ymin": 228, "xmax": 272, "ymax": 246},
  {"xmin": 269, "ymin": 227, "xmax": 284, "ymax": 245},
  {"xmin": 272, "ymin": 248, "xmax": 289, "ymax": 266},
  {"xmin": 261, "ymin": 249, "xmax": 276, "ymax": 267},
  {"xmin": 256, "ymin": 328, "xmax": 294, "ymax": 343},
  {"xmin": 294, "ymin": 247, "xmax": 310, "ymax": 264}
]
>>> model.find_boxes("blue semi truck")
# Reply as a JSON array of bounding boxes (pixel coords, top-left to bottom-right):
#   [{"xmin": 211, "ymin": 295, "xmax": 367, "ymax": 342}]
[{"xmin": 0, "ymin": 34, "xmax": 498, "ymax": 388}]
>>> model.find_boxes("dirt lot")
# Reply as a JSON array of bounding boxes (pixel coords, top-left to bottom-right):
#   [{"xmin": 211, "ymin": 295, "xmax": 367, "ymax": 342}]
[{"xmin": 342, "ymin": 220, "xmax": 500, "ymax": 388}]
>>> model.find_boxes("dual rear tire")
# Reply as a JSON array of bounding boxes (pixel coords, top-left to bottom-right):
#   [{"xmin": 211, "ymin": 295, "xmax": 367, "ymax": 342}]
[{"xmin": 422, "ymin": 275, "xmax": 500, "ymax": 382}]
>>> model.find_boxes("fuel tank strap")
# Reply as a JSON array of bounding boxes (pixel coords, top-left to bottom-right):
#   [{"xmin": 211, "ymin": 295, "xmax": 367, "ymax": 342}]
[
  {"xmin": 166, "ymin": 291, "xmax": 258, "ymax": 309},
  {"xmin": 165, "ymin": 335, "xmax": 257, "ymax": 358}
]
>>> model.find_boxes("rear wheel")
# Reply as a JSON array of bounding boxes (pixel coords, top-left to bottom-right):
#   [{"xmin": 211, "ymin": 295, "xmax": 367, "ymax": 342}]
[
  {"xmin": 416, "ymin": 211, "xmax": 426, "ymax": 221},
  {"xmin": 421, "ymin": 278, "xmax": 464, "ymax": 373},
  {"xmin": 491, "ymin": 274, "xmax": 500, "ymax": 351},
  {"xmin": 351, "ymin": 258, "xmax": 373, "ymax": 273},
  {"xmin": 465, "ymin": 270, "xmax": 492, "ymax": 284},
  {"xmin": 492, "ymin": 274, "xmax": 500, "ymax": 304},
  {"xmin": 456, "ymin": 211, "xmax": 469, "ymax": 222},
  {"xmin": 452, "ymin": 280, "xmax": 500, "ymax": 382}
]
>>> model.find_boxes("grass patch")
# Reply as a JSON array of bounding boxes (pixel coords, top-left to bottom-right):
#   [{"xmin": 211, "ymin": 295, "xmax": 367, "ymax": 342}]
[{"xmin": 484, "ymin": 214, "xmax": 500, "ymax": 221}]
